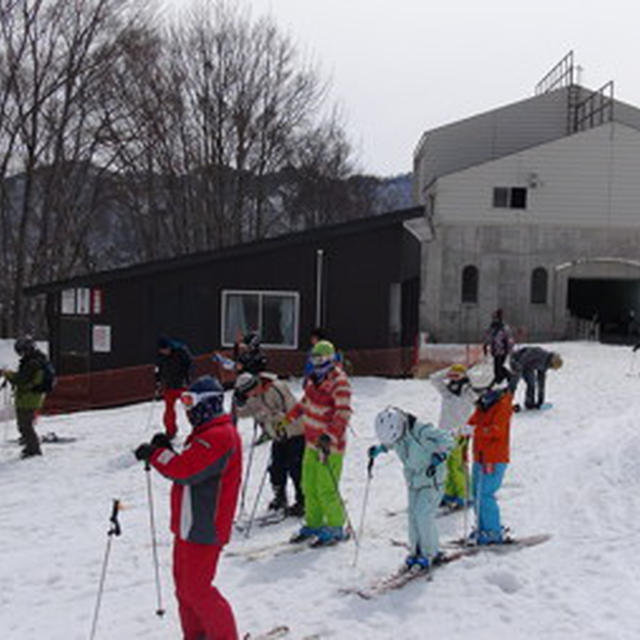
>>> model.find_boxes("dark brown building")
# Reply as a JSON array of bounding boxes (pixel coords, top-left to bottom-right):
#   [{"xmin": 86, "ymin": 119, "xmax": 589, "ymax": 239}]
[{"xmin": 26, "ymin": 207, "xmax": 423, "ymax": 411}]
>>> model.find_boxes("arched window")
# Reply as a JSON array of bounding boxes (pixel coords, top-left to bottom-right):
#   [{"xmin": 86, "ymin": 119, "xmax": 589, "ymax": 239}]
[
  {"xmin": 461, "ymin": 265, "xmax": 479, "ymax": 303},
  {"xmin": 530, "ymin": 267, "xmax": 548, "ymax": 304}
]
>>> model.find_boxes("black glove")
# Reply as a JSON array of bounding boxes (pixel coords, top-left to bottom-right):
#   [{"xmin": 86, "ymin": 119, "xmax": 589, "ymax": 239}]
[
  {"xmin": 151, "ymin": 432, "xmax": 173, "ymax": 450},
  {"xmin": 633, "ymin": 343, "xmax": 640, "ymax": 353},
  {"xmin": 426, "ymin": 452, "xmax": 447, "ymax": 477},
  {"xmin": 233, "ymin": 390, "xmax": 247, "ymax": 407},
  {"xmin": 368, "ymin": 445, "xmax": 387, "ymax": 459},
  {"xmin": 317, "ymin": 433, "xmax": 331, "ymax": 463},
  {"xmin": 134, "ymin": 443, "xmax": 155, "ymax": 462}
]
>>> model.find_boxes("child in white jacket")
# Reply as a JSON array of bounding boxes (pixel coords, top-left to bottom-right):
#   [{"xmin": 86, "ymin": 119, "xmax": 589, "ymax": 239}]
[{"xmin": 430, "ymin": 364, "xmax": 476, "ymax": 509}]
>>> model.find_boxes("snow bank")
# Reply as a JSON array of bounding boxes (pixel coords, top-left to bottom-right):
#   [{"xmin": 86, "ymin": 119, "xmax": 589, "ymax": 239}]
[{"xmin": 1, "ymin": 341, "xmax": 640, "ymax": 639}]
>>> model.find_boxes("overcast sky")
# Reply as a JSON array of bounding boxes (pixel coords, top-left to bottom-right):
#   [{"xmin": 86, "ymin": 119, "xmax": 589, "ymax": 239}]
[{"xmin": 162, "ymin": 0, "xmax": 640, "ymax": 176}]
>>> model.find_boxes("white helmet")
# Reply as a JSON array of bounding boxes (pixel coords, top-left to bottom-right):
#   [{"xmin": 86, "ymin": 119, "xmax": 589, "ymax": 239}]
[
  {"xmin": 467, "ymin": 363, "xmax": 494, "ymax": 390},
  {"xmin": 374, "ymin": 407, "xmax": 407, "ymax": 446}
]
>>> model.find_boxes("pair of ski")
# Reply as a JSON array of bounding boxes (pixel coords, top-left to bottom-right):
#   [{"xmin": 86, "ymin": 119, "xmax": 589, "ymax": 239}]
[
  {"xmin": 512, "ymin": 402, "xmax": 553, "ymax": 413},
  {"xmin": 234, "ymin": 511, "xmax": 288, "ymax": 533},
  {"xmin": 385, "ymin": 503, "xmax": 469, "ymax": 518},
  {"xmin": 243, "ymin": 625, "xmax": 320, "ymax": 640},
  {"xmin": 228, "ymin": 532, "xmax": 350, "ymax": 562},
  {"xmin": 5, "ymin": 431, "xmax": 77, "ymax": 445},
  {"xmin": 342, "ymin": 533, "xmax": 551, "ymax": 599}
]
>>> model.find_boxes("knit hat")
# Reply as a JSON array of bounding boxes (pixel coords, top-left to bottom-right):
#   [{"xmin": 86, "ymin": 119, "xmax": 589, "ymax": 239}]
[
  {"xmin": 183, "ymin": 375, "xmax": 224, "ymax": 427},
  {"xmin": 243, "ymin": 332, "xmax": 261, "ymax": 349},
  {"xmin": 14, "ymin": 336, "xmax": 35, "ymax": 356},
  {"xmin": 235, "ymin": 372, "xmax": 260, "ymax": 395},
  {"xmin": 446, "ymin": 363, "xmax": 468, "ymax": 380},
  {"xmin": 157, "ymin": 335, "xmax": 171, "ymax": 350},
  {"xmin": 311, "ymin": 340, "xmax": 335, "ymax": 359},
  {"xmin": 550, "ymin": 353, "xmax": 563, "ymax": 369},
  {"xmin": 467, "ymin": 363, "xmax": 494, "ymax": 390}
]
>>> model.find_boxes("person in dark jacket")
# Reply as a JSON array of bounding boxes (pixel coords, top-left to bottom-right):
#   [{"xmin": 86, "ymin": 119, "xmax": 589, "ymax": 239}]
[
  {"xmin": 135, "ymin": 375, "xmax": 241, "ymax": 640},
  {"xmin": 233, "ymin": 331, "xmax": 267, "ymax": 375},
  {"xmin": 509, "ymin": 346, "xmax": 563, "ymax": 409},
  {"xmin": 1, "ymin": 337, "xmax": 47, "ymax": 458},
  {"xmin": 482, "ymin": 309, "xmax": 515, "ymax": 386},
  {"xmin": 155, "ymin": 336, "xmax": 193, "ymax": 439}
]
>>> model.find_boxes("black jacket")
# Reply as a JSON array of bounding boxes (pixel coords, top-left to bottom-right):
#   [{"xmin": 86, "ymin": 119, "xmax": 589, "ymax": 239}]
[
  {"xmin": 236, "ymin": 348, "xmax": 267, "ymax": 375},
  {"xmin": 155, "ymin": 345, "xmax": 193, "ymax": 389}
]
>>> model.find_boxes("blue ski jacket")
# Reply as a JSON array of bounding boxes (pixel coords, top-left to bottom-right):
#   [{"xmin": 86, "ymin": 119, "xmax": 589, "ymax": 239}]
[{"xmin": 389, "ymin": 419, "xmax": 454, "ymax": 490}]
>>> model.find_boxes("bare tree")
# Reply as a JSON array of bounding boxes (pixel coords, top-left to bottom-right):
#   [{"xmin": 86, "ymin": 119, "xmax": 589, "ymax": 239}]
[
  {"xmin": 104, "ymin": 0, "xmax": 354, "ymax": 259},
  {"xmin": 0, "ymin": 0, "xmax": 365, "ymax": 336},
  {"xmin": 0, "ymin": 0, "xmax": 151, "ymax": 334}
]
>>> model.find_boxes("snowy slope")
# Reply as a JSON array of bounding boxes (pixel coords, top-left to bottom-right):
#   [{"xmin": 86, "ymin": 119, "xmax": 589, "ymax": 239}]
[{"xmin": 1, "ymin": 342, "xmax": 640, "ymax": 639}]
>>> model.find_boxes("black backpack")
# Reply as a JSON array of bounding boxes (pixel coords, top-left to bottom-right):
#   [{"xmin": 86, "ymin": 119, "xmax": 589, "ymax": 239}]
[{"xmin": 33, "ymin": 353, "xmax": 56, "ymax": 393}]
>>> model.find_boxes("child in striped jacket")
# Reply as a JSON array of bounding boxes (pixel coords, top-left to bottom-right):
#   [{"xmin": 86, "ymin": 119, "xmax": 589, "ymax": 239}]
[{"xmin": 283, "ymin": 340, "xmax": 352, "ymax": 547}]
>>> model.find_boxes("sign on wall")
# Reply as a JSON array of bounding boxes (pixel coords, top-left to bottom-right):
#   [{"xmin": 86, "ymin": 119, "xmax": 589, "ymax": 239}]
[
  {"xmin": 61, "ymin": 290, "xmax": 76, "ymax": 315},
  {"xmin": 91, "ymin": 289, "xmax": 103, "ymax": 315},
  {"xmin": 77, "ymin": 288, "xmax": 91, "ymax": 314},
  {"xmin": 61, "ymin": 288, "xmax": 104, "ymax": 315},
  {"xmin": 92, "ymin": 325, "xmax": 111, "ymax": 353}
]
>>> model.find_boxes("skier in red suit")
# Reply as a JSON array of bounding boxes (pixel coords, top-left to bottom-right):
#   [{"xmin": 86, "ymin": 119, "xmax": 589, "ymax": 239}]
[{"xmin": 135, "ymin": 375, "xmax": 242, "ymax": 640}]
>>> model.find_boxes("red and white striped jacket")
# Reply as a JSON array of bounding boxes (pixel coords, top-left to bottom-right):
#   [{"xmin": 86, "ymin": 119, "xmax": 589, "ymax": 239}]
[{"xmin": 287, "ymin": 365, "xmax": 351, "ymax": 453}]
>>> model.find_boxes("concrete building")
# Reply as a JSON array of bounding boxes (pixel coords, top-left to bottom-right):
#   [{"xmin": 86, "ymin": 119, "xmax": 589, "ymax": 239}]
[{"xmin": 412, "ymin": 52, "xmax": 640, "ymax": 343}]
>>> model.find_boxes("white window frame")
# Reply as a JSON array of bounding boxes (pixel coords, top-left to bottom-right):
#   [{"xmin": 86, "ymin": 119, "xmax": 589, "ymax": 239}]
[{"xmin": 221, "ymin": 289, "xmax": 300, "ymax": 349}]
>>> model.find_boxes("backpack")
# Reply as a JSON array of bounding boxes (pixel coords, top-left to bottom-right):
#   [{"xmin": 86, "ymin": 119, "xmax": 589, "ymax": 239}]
[{"xmin": 33, "ymin": 354, "xmax": 56, "ymax": 393}]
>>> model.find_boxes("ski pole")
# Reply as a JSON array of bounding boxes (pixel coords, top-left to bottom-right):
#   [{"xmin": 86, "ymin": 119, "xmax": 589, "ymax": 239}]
[
  {"xmin": 238, "ymin": 420, "xmax": 258, "ymax": 518},
  {"xmin": 462, "ymin": 439, "xmax": 470, "ymax": 544},
  {"xmin": 322, "ymin": 451, "xmax": 358, "ymax": 546},
  {"xmin": 89, "ymin": 499, "xmax": 122, "ymax": 640},
  {"xmin": 352, "ymin": 454, "xmax": 374, "ymax": 568},
  {"xmin": 243, "ymin": 455, "xmax": 271, "ymax": 539},
  {"xmin": 144, "ymin": 461, "xmax": 165, "ymax": 617},
  {"xmin": 473, "ymin": 453, "xmax": 484, "ymax": 546}
]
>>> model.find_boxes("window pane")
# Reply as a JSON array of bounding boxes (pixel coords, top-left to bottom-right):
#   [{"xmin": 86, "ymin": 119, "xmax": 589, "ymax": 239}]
[
  {"xmin": 262, "ymin": 295, "xmax": 296, "ymax": 346},
  {"xmin": 224, "ymin": 293, "xmax": 259, "ymax": 344},
  {"xmin": 461, "ymin": 265, "xmax": 479, "ymax": 303},
  {"xmin": 510, "ymin": 187, "xmax": 527, "ymax": 209},
  {"xmin": 531, "ymin": 267, "xmax": 548, "ymax": 304},
  {"xmin": 493, "ymin": 187, "xmax": 509, "ymax": 208}
]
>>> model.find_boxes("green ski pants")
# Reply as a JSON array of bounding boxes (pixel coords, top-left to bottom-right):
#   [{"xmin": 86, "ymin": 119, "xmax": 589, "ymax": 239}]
[
  {"xmin": 301, "ymin": 447, "xmax": 345, "ymax": 528},
  {"xmin": 444, "ymin": 437, "xmax": 468, "ymax": 500}
]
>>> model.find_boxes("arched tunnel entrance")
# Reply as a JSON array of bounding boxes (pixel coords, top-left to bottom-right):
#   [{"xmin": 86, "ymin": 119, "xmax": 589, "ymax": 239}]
[{"xmin": 567, "ymin": 277, "xmax": 640, "ymax": 343}]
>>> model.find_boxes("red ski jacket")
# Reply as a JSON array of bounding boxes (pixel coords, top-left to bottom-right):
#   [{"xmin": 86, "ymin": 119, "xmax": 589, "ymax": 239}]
[
  {"xmin": 150, "ymin": 413, "xmax": 242, "ymax": 545},
  {"xmin": 287, "ymin": 365, "xmax": 351, "ymax": 453}
]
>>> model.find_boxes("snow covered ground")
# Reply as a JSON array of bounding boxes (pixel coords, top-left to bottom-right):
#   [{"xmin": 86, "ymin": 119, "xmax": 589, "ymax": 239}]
[{"xmin": 2, "ymin": 341, "xmax": 640, "ymax": 639}]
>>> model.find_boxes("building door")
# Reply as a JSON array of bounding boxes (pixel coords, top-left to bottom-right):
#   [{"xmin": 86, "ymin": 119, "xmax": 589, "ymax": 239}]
[
  {"xmin": 59, "ymin": 317, "xmax": 91, "ymax": 375},
  {"xmin": 401, "ymin": 277, "xmax": 420, "ymax": 346}
]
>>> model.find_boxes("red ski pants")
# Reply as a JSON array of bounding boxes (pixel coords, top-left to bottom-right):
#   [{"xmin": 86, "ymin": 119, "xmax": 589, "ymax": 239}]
[
  {"xmin": 163, "ymin": 388, "xmax": 185, "ymax": 438},
  {"xmin": 173, "ymin": 538, "xmax": 238, "ymax": 640}
]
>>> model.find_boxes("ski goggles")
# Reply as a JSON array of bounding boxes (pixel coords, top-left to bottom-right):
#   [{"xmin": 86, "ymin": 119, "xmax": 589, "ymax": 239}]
[
  {"xmin": 310, "ymin": 354, "xmax": 333, "ymax": 366},
  {"xmin": 179, "ymin": 390, "xmax": 222, "ymax": 409}
]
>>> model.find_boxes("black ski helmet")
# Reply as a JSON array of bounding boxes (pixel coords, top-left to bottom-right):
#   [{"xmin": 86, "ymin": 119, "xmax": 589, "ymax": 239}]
[{"xmin": 14, "ymin": 336, "xmax": 35, "ymax": 356}]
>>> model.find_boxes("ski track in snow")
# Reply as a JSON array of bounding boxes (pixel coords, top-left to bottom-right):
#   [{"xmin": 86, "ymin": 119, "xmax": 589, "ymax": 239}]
[{"xmin": 1, "ymin": 342, "xmax": 640, "ymax": 639}]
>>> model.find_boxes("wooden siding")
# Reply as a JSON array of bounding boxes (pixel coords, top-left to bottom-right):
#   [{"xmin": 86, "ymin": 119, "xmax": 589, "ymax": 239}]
[{"xmin": 40, "ymin": 215, "xmax": 422, "ymax": 375}]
